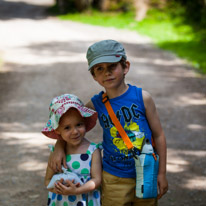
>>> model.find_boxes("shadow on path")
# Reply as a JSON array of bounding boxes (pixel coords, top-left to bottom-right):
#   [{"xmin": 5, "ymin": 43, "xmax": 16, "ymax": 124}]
[
  {"xmin": 0, "ymin": 0, "xmax": 53, "ymax": 20},
  {"xmin": 0, "ymin": 9, "xmax": 206, "ymax": 204}
]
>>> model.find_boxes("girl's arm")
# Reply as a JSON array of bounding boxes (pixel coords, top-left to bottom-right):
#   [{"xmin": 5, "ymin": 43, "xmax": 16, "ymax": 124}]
[
  {"xmin": 85, "ymin": 100, "xmax": 95, "ymax": 110},
  {"xmin": 55, "ymin": 148, "xmax": 102, "ymax": 195},
  {"xmin": 142, "ymin": 90, "xmax": 168, "ymax": 199},
  {"xmin": 48, "ymin": 139, "xmax": 67, "ymax": 172}
]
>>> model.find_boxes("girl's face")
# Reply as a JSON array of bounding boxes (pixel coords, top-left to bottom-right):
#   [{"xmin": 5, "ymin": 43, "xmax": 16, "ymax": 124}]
[{"xmin": 55, "ymin": 108, "xmax": 86, "ymax": 146}]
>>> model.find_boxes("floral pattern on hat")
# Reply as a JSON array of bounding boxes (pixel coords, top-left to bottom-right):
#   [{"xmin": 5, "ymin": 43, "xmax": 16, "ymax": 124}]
[{"xmin": 42, "ymin": 94, "xmax": 97, "ymax": 139}]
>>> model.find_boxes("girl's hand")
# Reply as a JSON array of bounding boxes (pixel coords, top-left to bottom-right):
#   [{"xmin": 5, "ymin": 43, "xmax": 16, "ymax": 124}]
[
  {"xmin": 157, "ymin": 173, "xmax": 168, "ymax": 199},
  {"xmin": 54, "ymin": 179, "xmax": 80, "ymax": 195}
]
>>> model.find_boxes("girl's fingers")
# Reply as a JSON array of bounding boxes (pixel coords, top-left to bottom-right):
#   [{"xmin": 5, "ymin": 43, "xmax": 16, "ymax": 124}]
[{"xmin": 64, "ymin": 180, "xmax": 72, "ymax": 186}]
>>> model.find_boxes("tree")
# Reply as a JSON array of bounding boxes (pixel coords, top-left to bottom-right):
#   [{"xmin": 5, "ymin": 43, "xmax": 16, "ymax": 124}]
[{"xmin": 56, "ymin": 0, "xmax": 94, "ymax": 13}]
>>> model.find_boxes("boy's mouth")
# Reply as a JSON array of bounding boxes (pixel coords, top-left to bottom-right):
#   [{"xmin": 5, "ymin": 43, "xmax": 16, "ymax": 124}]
[{"xmin": 104, "ymin": 78, "xmax": 115, "ymax": 82}]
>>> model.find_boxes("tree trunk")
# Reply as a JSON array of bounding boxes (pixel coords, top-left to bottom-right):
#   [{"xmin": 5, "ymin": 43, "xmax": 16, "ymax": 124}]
[
  {"xmin": 93, "ymin": 0, "xmax": 110, "ymax": 11},
  {"xmin": 56, "ymin": 0, "xmax": 67, "ymax": 14},
  {"xmin": 75, "ymin": 0, "xmax": 93, "ymax": 11},
  {"xmin": 134, "ymin": 0, "xmax": 150, "ymax": 21}
]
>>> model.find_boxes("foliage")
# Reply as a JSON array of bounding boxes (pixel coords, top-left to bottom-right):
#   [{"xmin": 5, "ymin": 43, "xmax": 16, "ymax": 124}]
[
  {"xmin": 51, "ymin": 0, "xmax": 135, "ymax": 13},
  {"xmin": 174, "ymin": 0, "xmax": 206, "ymax": 27},
  {"xmin": 55, "ymin": 1, "xmax": 206, "ymax": 74},
  {"xmin": 102, "ymin": 0, "xmax": 134, "ymax": 12}
]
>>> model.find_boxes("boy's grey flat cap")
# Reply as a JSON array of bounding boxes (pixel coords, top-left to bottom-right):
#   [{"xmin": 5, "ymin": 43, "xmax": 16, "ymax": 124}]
[{"xmin": 86, "ymin": 39, "xmax": 127, "ymax": 70}]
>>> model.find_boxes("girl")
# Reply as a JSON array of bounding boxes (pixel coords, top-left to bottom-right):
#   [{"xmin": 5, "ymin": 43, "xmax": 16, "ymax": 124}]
[{"xmin": 42, "ymin": 94, "xmax": 102, "ymax": 206}]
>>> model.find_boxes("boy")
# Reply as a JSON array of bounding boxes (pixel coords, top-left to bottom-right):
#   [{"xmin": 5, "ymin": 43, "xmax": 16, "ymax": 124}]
[{"xmin": 50, "ymin": 40, "xmax": 168, "ymax": 206}]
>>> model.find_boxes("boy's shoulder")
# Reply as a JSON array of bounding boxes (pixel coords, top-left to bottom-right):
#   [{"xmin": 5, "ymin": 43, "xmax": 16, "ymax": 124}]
[
  {"xmin": 91, "ymin": 85, "xmax": 153, "ymax": 105},
  {"xmin": 142, "ymin": 90, "xmax": 152, "ymax": 101}
]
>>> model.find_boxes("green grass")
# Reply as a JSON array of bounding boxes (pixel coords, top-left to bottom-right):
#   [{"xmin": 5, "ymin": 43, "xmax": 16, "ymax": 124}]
[{"xmin": 58, "ymin": 8, "xmax": 206, "ymax": 74}]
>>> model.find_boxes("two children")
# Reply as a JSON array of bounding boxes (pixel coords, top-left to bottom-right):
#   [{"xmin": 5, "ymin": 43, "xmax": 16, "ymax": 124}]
[
  {"xmin": 45, "ymin": 39, "xmax": 168, "ymax": 206},
  {"xmin": 42, "ymin": 94, "xmax": 102, "ymax": 206}
]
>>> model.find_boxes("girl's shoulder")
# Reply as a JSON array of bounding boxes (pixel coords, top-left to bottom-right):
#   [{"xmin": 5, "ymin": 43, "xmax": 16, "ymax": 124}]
[{"xmin": 86, "ymin": 142, "xmax": 101, "ymax": 155}]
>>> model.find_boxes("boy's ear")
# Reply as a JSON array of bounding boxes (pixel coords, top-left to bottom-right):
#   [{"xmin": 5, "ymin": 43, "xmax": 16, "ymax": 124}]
[
  {"xmin": 92, "ymin": 74, "xmax": 98, "ymax": 82},
  {"xmin": 124, "ymin": 61, "xmax": 130, "ymax": 75}
]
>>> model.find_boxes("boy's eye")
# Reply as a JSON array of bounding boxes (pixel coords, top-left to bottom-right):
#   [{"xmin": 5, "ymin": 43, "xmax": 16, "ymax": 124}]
[
  {"xmin": 108, "ymin": 63, "xmax": 118, "ymax": 69},
  {"xmin": 96, "ymin": 66, "xmax": 104, "ymax": 72}
]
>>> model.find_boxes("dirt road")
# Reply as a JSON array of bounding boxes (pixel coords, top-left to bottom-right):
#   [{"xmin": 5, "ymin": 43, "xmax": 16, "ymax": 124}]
[{"xmin": 0, "ymin": 1, "xmax": 206, "ymax": 205}]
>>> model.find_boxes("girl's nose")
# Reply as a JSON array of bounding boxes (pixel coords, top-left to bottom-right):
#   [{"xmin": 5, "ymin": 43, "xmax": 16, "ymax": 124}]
[{"xmin": 72, "ymin": 127, "xmax": 79, "ymax": 134}]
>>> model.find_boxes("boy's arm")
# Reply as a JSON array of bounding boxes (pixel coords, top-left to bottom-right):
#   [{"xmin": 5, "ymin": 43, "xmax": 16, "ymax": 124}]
[
  {"xmin": 85, "ymin": 100, "xmax": 95, "ymax": 110},
  {"xmin": 48, "ymin": 140, "xmax": 67, "ymax": 172},
  {"xmin": 55, "ymin": 148, "xmax": 102, "ymax": 195},
  {"xmin": 143, "ymin": 90, "xmax": 168, "ymax": 199},
  {"xmin": 45, "ymin": 153, "xmax": 60, "ymax": 193}
]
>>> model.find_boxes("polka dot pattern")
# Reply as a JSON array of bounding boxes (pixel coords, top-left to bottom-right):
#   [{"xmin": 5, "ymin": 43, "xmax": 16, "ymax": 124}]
[
  {"xmin": 68, "ymin": 195, "xmax": 76, "ymax": 202},
  {"xmin": 47, "ymin": 143, "xmax": 100, "ymax": 206},
  {"xmin": 52, "ymin": 193, "xmax": 56, "ymax": 200},
  {"xmin": 66, "ymin": 155, "xmax": 71, "ymax": 162},
  {"xmin": 82, "ymin": 194, "xmax": 86, "ymax": 201},
  {"xmin": 63, "ymin": 202, "xmax": 68, "ymax": 206},
  {"xmin": 57, "ymin": 194, "xmax": 62, "ymax": 201},
  {"xmin": 81, "ymin": 168, "xmax": 89, "ymax": 175},
  {"xmin": 88, "ymin": 200, "xmax": 94, "ymax": 206},
  {"xmin": 80, "ymin": 154, "xmax": 89, "ymax": 161},
  {"xmin": 47, "ymin": 198, "xmax": 51, "ymax": 205},
  {"xmin": 72, "ymin": 161, "xmax": 80, "ymax": 169},
  {"xmin": 77, "ymin": 201, "xmax": 84, "ymax": 206},
  {"xmin": 93, "ymin": 191, "xmax": 99, "ymax": 199}
]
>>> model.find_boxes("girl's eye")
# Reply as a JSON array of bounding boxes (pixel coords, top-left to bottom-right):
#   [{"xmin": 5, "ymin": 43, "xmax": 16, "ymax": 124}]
[
  {"xmin": 64, "ymin": 126, "xmax": 70, "ymax": 130},
  {"xmin": 77, "ymin": 122, "xmax": 84, "ymax": 127}
]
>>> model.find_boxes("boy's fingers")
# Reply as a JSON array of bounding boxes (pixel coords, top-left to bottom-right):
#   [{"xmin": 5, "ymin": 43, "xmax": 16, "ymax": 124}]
[
  {"xmin": 62, "ymin": 156, "xmax": 68, "ymax": 169},
  {"xmin": 158, "ymin": 185, "xmax": 168, "ymax": 199},
  {"xmin": 57, "ymin": 162, "xmax": 63, "ymax": 172},
  {"xmin": 157, "ymin": 194, "xmax": 162, "ymax": 199}
]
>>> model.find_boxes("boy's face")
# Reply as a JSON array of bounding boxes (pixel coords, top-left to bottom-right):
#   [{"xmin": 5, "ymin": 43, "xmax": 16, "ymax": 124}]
[{"xmin": 92, "ymin": 61, "xmax": 130, "ymax": 90}]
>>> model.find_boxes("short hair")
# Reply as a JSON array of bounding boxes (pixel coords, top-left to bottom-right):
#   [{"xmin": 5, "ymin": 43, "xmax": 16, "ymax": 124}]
[{"xmin": 90, "ymin": 57, "xmax": 127, "ymax": 76}]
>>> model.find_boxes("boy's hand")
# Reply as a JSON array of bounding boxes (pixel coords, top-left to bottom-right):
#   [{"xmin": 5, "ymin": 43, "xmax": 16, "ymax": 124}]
[
  {"xmin": 48, "ymin": 149, "xmax": 67, "ymax": 172},
  {"xmin": 157, "ymin": 173, "xmax": 168, "ymax": 199}
]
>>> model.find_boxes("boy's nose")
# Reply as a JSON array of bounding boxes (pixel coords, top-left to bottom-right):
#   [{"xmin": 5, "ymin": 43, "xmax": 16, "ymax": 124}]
[{"xmin": 104, "ymin": 67, "xmax": 112, "ymax": 75}]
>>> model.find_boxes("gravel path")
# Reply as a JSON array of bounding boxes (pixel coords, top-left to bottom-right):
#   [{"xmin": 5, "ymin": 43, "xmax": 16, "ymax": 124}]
[{"xmin": 0, "ymin": 1, "xmax": 206, "ymax": 205}]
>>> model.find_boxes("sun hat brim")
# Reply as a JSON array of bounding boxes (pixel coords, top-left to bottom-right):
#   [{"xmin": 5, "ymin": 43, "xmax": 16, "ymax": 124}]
[
  {"xmin": 42, "ymin": 105, "xmax": 98, "ymax": 140},
  {"xmin": 88, "ymin": 55, "xmax": 122, "ymax": 70}
]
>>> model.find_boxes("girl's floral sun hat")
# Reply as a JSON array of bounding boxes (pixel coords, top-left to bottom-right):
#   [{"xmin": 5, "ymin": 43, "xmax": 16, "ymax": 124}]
[{"xmin": 42, "ymin": 94, "xmax": 97, "ymax": 140}]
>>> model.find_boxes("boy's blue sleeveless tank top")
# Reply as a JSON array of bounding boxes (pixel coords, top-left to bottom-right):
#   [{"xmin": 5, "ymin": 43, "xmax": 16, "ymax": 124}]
[{"xmin": 91, "ymin": 84, "xmax": 152, "ymax": 178}]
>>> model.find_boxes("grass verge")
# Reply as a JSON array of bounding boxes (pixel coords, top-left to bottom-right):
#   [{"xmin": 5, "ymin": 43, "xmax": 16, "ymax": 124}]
[{"xmin": 57, "ymin": 7, "xmax": 206, "ymax": 74}]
